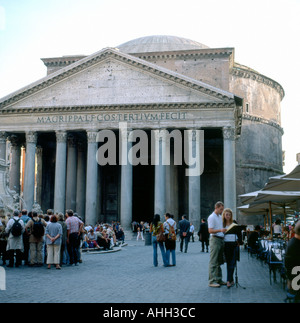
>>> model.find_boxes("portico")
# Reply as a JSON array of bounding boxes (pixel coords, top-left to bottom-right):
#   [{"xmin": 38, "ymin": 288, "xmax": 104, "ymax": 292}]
[{"xmin": 0, "ymin": 47, "xmax": 242, "ymax": 230}]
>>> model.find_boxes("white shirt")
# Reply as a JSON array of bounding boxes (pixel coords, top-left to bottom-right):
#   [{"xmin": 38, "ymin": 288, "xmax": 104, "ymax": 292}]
[
  {"xmin": 274, "ymin": 225, "xmax": 282, "ymax": 234},
  {"xmin": 163, "ymin": 218, "xmax": 177, "ymax": 234},
  {"xmin": 207, "ymin": 212, "xmax": 224, "ymax": 238}
]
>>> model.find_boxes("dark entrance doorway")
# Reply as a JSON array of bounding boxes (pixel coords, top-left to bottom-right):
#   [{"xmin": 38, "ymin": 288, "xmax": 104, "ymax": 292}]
[
  {"xmin": 132, "ymin": 164, "xmax": 154, "ymax": 224},
  {"xmin": 101, "ymin": 165, "xmax": 120, "ymax": 224}
]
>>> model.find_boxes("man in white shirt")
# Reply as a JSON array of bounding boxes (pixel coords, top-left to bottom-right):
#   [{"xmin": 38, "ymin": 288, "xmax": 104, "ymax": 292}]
[{"xmin": 207, "ymin": 201, "xmax": 227, "ymax": 287}]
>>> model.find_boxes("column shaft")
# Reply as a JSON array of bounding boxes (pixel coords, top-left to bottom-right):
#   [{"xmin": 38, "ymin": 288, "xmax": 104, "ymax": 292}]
[
  {"xmin": 54, "ymin": 131, "xmax": 67, "ymax": 214},
  {"xmin": 0, "ymin": 132, "xmax": 7, "ymax": 162},
  {"xmin": 223, "ymin": 127, "xmax": 237, "ymax": 218},
  {"xmin": 120, "ymin": 128, "xmax": 133, "ymax": 230},
  {"xmin": 9, "ymin": 135, "xmax": 21, "ymax": 194},
  {"xmin": 66, "ymin": 135, "xmax": 77, "ymax": 211},
  {"xmin": 154, "ymin": 130, "xmax": 166, "ymax": 216},
  {"xmin": 23, "ymin": 132, "xmax": 37, "ymax": 211},
  {"xmin": 85, "ymin": 131, "xmax": 99, "ymax": 225},
  {"xmin": 188, "ymin": 130, "xmax": 201, "ymax": 231}
]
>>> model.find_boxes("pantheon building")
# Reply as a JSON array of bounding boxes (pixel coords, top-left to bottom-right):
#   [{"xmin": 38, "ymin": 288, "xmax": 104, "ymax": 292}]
[{"xmin": 0, "ymin": 35, "xmax": 284, "ymax": 230}]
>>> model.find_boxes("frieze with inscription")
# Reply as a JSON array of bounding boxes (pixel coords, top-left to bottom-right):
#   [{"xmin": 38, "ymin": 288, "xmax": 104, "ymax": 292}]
[{"xmin": 36, "ymin": 112, "xmax": 187, "ymax": 124}]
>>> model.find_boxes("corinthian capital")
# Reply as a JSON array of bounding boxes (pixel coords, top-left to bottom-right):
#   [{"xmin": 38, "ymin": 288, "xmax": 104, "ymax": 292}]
[
  {"xmin": 87, "ymin": 130, "xmax": 98, "ymax": 143},
  {"xmin": 0, "ymin": 132, "xmax": 7, "ymax": 144},
  {"xmin": 55, "ymin": 131, "xmax": 68, "ymax": 143},
  {"xmin": 223, "ymin": 127, "xmax": 236, "ymax": 141},
  {"xmin": 8, "ymin": 134, "xmax": 20, "ymax": 147},
  {"xmin": 26, "ymin": 131, "xmax": 38, "ymax": 144}
]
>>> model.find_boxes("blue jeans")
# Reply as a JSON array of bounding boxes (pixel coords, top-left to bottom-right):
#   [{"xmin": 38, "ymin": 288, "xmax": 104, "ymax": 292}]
[
  {"xmin": 152, "ymin": 236, "xmax": 167, "ymax": 267},
  {"xmin": 166, "ymin": 249, "xmax": 176, "ymax": 266}
]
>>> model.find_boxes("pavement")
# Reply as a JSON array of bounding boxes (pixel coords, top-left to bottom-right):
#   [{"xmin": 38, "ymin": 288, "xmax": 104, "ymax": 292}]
[{"xmin": 0, "ymin": 236, "xmax": 288, "ymax": 303}]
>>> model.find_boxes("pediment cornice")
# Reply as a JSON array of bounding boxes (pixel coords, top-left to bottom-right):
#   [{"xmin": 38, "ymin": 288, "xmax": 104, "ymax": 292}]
[
  {"xmin": 131, "ymin": 47, "xmax": 234, "ymax": 60},
  {"xmin": 0, "ymin": 48, "xmax": 236, "ymax": 110},
  {"xmin": 0, "ymin": 102, "xmax": 237, "ymax": 115}
]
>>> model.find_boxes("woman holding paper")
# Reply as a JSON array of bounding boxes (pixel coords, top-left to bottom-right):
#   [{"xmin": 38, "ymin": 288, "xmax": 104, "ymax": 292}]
[{"xmin": 222, "ymin": 209, "xmax": 242, "ymax": 288}]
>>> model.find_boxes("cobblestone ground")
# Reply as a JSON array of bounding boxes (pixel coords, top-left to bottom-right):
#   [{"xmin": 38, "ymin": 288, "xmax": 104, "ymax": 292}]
[{"xmin": 0, "ymin": 237, "xmax": 287, "ymax": 303}]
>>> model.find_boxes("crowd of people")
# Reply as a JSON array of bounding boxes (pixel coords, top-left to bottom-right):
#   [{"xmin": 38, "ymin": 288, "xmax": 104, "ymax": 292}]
[
  {"xmin": 0, "ymin": 208, "xmax": 126, "ymax": 270},
  {"xmin": 1, "ymin": 203, "xmax": 299, "ymax": 302}
]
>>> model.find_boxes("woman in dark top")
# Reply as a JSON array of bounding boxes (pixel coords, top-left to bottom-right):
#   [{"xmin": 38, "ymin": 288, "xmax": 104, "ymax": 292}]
[{"xmin": 150, "ymin": 214, "xmax": 167, "ymax": 267}]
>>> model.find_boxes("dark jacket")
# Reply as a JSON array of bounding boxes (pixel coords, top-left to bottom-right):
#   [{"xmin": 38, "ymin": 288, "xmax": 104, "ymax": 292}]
[
  {"xmin": 178, "ymin": 219, "xmax": 190, "ymax": 236},
  {"xmin": 198, "ymin": 222, "xmax": 209, "ymax": 241}
]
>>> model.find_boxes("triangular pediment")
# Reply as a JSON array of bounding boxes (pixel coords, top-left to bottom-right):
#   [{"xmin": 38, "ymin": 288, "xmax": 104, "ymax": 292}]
[{"xmin": 0, "ymin": 48, "xmax": 236, "ymax": 111}]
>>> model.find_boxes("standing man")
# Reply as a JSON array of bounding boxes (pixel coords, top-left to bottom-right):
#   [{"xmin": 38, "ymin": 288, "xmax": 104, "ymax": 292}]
[
  {"xmin": 178, "ymin": 215, "xmax": 191, "ymax": 253},
  {"xmin": 190, "ymin": 222, "xmax": 195, "ymax": 243},
  {"xmin": 207, "ymin": 201, "xmax": 227, "ymax": 288},
  {"xmin": 5, "ymin": 210, "xmax": 25, "ymax": 268},
  {"xmin": 198, "ymin": 218, "xmax": 210, "ymax": 253},
  {"xmin": 25, "ymin": 211, "xmax": 47, "ymax": 267},
  {"xmin": 66, "ymin": 210, "xmax": 83, "ymax": 266}
]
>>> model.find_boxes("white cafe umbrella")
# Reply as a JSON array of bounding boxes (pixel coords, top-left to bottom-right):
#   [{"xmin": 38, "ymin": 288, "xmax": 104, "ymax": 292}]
[
  {"xmin": 262, "ymin": 177, "xmax": 300, "ymax": 192},
  {"xmin": 284, "ymin": 164, "xmax": 300, "ymax": 179},
  {"xmin": 239, "ymin": 190, "xmax": 261, "ymax": 205},
  {"xmin": 252, "ymin": 191, "xmax": 300, "ymax": 204},
  {"xmin": 251, "ymin": 191, "xmax": 300, "ymax": 234},
  {"xmin": 237, "ymin": 202, "xmax": 293, "ymax": 228},
  {"xmin": 238, "ymin": 203, "xmax": 286, "ymax": 215}
]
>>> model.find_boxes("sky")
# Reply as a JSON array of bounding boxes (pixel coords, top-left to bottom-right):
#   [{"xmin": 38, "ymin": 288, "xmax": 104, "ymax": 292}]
[{"xmin": 0, "ymin": 0, "xmax": 299, "ymax": 175}]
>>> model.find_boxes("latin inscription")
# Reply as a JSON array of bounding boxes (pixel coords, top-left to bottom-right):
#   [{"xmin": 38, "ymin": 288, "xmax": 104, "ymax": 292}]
[{"xmin": 37, "ymin": 112, "xmax": 187, "ymax": 124}]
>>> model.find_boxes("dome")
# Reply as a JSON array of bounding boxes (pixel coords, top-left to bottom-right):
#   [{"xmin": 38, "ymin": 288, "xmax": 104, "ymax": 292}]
[{"xmin": 116, "ymin": 35, "xmax": 209, "ymax": 54}]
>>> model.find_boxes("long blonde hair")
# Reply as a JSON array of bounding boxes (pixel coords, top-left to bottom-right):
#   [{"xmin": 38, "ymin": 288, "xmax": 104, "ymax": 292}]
[{"xmin": 222, "ymin": 208, "xmax": 233, "ymax": 228}]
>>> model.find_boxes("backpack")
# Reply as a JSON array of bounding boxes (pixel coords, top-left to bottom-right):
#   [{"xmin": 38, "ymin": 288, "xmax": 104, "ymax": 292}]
[
  {"xmin": 11, "ymin": 219, "xmax": 23, "ymax": 237},
  {"xmin": 32, "ymin": 218, "xmax": 44, "ymax": 238},
  {"xmin": 168, "ymin": 222, "xmax": 177, "ymax": 241}
]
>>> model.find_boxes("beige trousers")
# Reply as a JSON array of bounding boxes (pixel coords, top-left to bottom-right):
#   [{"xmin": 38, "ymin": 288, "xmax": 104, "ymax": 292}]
[
  {"xmin": 46, "ymin": 244, "xmax": 61, "ymax": 265},
  {"xmin": 30, "ymin": 242, "xmax": 44, "ymax": 265}
]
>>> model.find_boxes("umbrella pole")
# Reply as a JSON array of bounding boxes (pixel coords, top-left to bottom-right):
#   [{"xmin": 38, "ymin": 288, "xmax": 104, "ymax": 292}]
[
  {"xmin": 283, "ymin": 204, "xmax": 286, "ymax": 226},
  {"xmin": 269, "ymin": 201, "xmax": 273, "ymax": 237}
]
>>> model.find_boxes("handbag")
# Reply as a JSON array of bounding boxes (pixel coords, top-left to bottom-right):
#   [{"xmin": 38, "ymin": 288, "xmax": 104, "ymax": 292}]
[
  {"xmin": 156, "ymin": 224, "xmax": 166, "ymax": 242},
  {"xmin": 157, "ymin": 231, "xmax": 166, "ymax": 243}
]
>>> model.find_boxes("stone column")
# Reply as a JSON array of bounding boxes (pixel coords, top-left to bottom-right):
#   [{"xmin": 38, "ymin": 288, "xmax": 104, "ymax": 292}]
[
  {"xmin": 154, "ymin": 129, "xmax": 166, "ymax": 216},
  {"xmin": 66, "ymin": 134, "xmax": 77, "ymax": 211},
  {"xmin": 23, "ymin": 131, "xmax": 37, "ymax": 211},
  {"xmin": 35, "ymin": 146, "xmax": 43, "ymax": 206},
  {"xmin": 85, "ymin": 130, "xmax": 99, "ymax": 225},
  {"xmin": 8, "ymin": 135, "xmax": 21, "ymax": 194},
  {"xmin": 187, "ymin": 129, "xmax": 201, "ymax": 231},
  {"xmin": 223, "ymin": 127, "xmax": 237, "ymax": 218},
  {"xmin": 76, "ymin": 140, "xmax": 86, "ymax": 220},
  {"xmin": 0, "ymin": 132, "xmax": 7, "ymax": 162},
  {"xmin": 120, "ymin": 127, "xmax": 133, "ymax": 230},
  {"xmin": 54, "ymin": 131, "xmax": 67, "ymax": 214}
]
